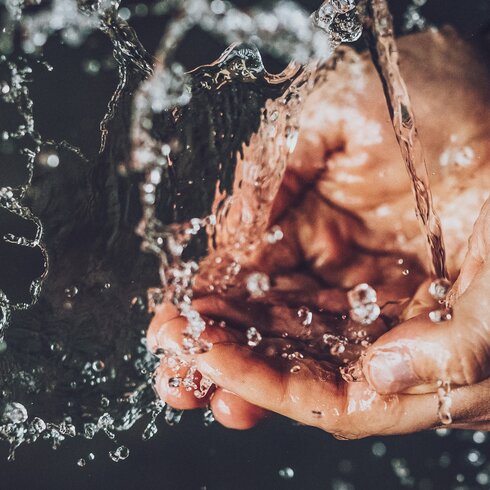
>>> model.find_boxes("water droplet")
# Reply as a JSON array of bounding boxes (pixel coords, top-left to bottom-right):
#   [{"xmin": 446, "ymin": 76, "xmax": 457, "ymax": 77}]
[
  {"xmin": 77, "ymin": 458, "xmax": 86, "ymax": 467},
  {"xmin": 203, "ymin": 408, "xmax": 215, "ymax": 426},
  {"xmin": 3, "ymin": 402, "xmax": 28, "ymax": 424},
  {"xmin": 297, "ymin": 306, "xmax": 312, "ymax": 326},
  {"xmin": 349, "ymin": 303, "xmax": 380, "ymax": 325},
  {"xmin": 92, "ymin": 360, "xmax": 105, "ymax": 372},
  {"xmin": 64, "ymin": 286, "xmax": 78, "ymax": 298},
  {"xmin": 245, "ymin": 272, "xmax": 271, "ymax": 298},
  {"xmin": 278, "ymin": 467, "xmax": 294, "ymax": 479},
  {"xmin": 290, "ymin": 365, "xmax": 301, "ymax": 373},
  {"xmin": 246, "ymin": 327, "xmax": 262, "ymax": 347},
  {"xmin": 331, "ymin": 0, "xmax": 357, "ymax": 14},
  {"xmin": 371, "ymin": 441, "xmax": 387, "ymax": 457},
  {"xmin": 339, "ymin": 360, "xmax": 364, "ymax": 383},
  {"xmin": 429, "ymin": 308, "xmax": 452, "ymax": 323},
  {"xmin": 347, "ymin": 283, "xmax": 377, "ymax": 307},
  {"xmin": 168, "ymin": 377, "xmax": 181, "ymax": 388},
  {"xmin": 428, "ymin": 278, "xmax": 451, "ymax": 301}
]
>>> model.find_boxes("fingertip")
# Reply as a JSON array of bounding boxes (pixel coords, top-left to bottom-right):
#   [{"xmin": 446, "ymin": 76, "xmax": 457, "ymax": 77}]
[{"xmin": 211, "ymin": 389, "xmax": 268, "ymax": 430}]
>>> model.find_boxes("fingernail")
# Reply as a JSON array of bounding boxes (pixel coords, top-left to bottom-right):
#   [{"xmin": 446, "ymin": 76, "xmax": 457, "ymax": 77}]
[{"xmin": 366, "ymin": 349, "xmax": 417, "ymax": 394}]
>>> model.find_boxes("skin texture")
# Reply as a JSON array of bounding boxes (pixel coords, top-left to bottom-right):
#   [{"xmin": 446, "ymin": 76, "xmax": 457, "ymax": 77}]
[{"xmin": 147, "ymin": 29, "xmax": 490, "ymax": 438}]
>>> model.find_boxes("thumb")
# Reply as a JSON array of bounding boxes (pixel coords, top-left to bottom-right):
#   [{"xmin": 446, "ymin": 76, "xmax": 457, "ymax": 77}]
[{"xmin": 362, "ymin": 263, "xmax": 490, "ymax": 395}]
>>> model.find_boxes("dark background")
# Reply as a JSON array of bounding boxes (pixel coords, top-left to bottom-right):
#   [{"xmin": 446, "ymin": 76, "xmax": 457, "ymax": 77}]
[{"xmin": 1, "ymin": 1, "xmax": 490, "ymax": 489}]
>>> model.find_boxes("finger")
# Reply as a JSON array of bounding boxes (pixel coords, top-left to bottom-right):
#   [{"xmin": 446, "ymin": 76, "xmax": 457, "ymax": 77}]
[
  {"xmin": 210, "ymin": 388, "xmax": 269, "ymax": 430},
  {"xmin": 147, "ymin": 303, "xmax": 180, "ymax": 353},
  {"xmin": 154, "ymin": 363, "xmax": 212, "ymax": 410},
  {"xmin": 363, "ymin": 263, "xmax": 490, "ymax": 395}
]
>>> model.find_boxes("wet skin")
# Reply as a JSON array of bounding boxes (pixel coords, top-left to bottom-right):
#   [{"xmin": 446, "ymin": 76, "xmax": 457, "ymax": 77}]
[{"xmin": 147, "ymin": 29, "xmax": 490, "ymax": 438}]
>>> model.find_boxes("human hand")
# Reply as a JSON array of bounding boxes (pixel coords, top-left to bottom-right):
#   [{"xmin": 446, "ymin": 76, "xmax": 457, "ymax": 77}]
[{"xmin": 147, "ymin": 28, "xmax": 490, "ymax": 436}]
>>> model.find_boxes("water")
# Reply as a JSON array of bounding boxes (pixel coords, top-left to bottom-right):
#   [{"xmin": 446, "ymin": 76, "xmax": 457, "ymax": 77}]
[
  {"xmin": 363, "ymin": 0, "xmax": 449, "ymax": 283},
  {"xmin": 0, "ymin": 0, "xmax": 487, "ymax": 484}
]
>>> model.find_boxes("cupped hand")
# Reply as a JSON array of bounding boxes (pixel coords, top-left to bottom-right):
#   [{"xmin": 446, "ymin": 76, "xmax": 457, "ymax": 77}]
[{"xmin": 147, "ymin": 28, "xmax": 490, "ymax": 436}]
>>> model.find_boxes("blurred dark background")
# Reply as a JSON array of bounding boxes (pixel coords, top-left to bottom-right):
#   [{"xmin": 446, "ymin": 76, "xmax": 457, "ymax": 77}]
[{"xmin": 1, "ymin": 1, "xmax": 490, "ymax": 489}]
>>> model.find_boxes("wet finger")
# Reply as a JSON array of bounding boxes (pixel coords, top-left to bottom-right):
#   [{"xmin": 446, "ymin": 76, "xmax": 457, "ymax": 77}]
[
  {"xmin": 154, "ymin": 363, "xmax": 212, "ymax": 410},
  {"xmin": 210, "ymin": 388, "xmax": 269, "ymax": 430}
]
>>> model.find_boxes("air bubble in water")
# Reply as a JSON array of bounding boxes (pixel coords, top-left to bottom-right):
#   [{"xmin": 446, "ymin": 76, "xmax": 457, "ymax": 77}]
[
  {"xmin": 77, "ymin": 458, "xmax": 86, "ymax": 467},
  {"xmin": 246, "ymin": 272, "xmax": 271, "ymax": 298},
  {"xmin": 246, "ymin": 327, "xmax": 262, "ymax": 347}
]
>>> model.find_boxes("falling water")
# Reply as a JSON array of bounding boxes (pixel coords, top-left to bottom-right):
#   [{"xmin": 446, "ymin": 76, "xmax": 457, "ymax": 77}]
[{"xmin": 363, "ymin": 0, "xmax": 449, "ymax": 282}]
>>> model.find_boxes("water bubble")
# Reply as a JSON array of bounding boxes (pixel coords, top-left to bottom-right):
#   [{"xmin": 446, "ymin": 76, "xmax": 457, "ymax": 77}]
[
  {"xmin": 245, "ymin": 272, "xmax": 271, "ymax": 298},
  {"xmin": 88, "ymin": 453, "xmax": 95, "ymax": 461},
  {"xmin": 290, "ymin": 365, "xmax": 301, "ymax": 373},
  {"xmin": 246, "ymin": 327, "xmax": 262, "ymax": 347},
  {"xmin": 3, "ymin": 402, "xmax": 28, "ymax": 424},
  {"xmin": 278, "ymin": 467, "xmax": 294, "ymax": 479},
  {"xmin": 77, "ymin": 458, "xmax": 86, "ymax": 467},
  {"xmin": 402, "ymin": 269, "xmax": 410, "ymax": 276},
  {"xmin": 297, "ymin": 306, "xmax": 312, "ymax": 326}
]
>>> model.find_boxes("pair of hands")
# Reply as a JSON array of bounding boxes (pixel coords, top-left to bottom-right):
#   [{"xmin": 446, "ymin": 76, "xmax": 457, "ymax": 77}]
[{"xmin": 147, "ymin": 29, "xmax": 490, "ymax": 438}]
